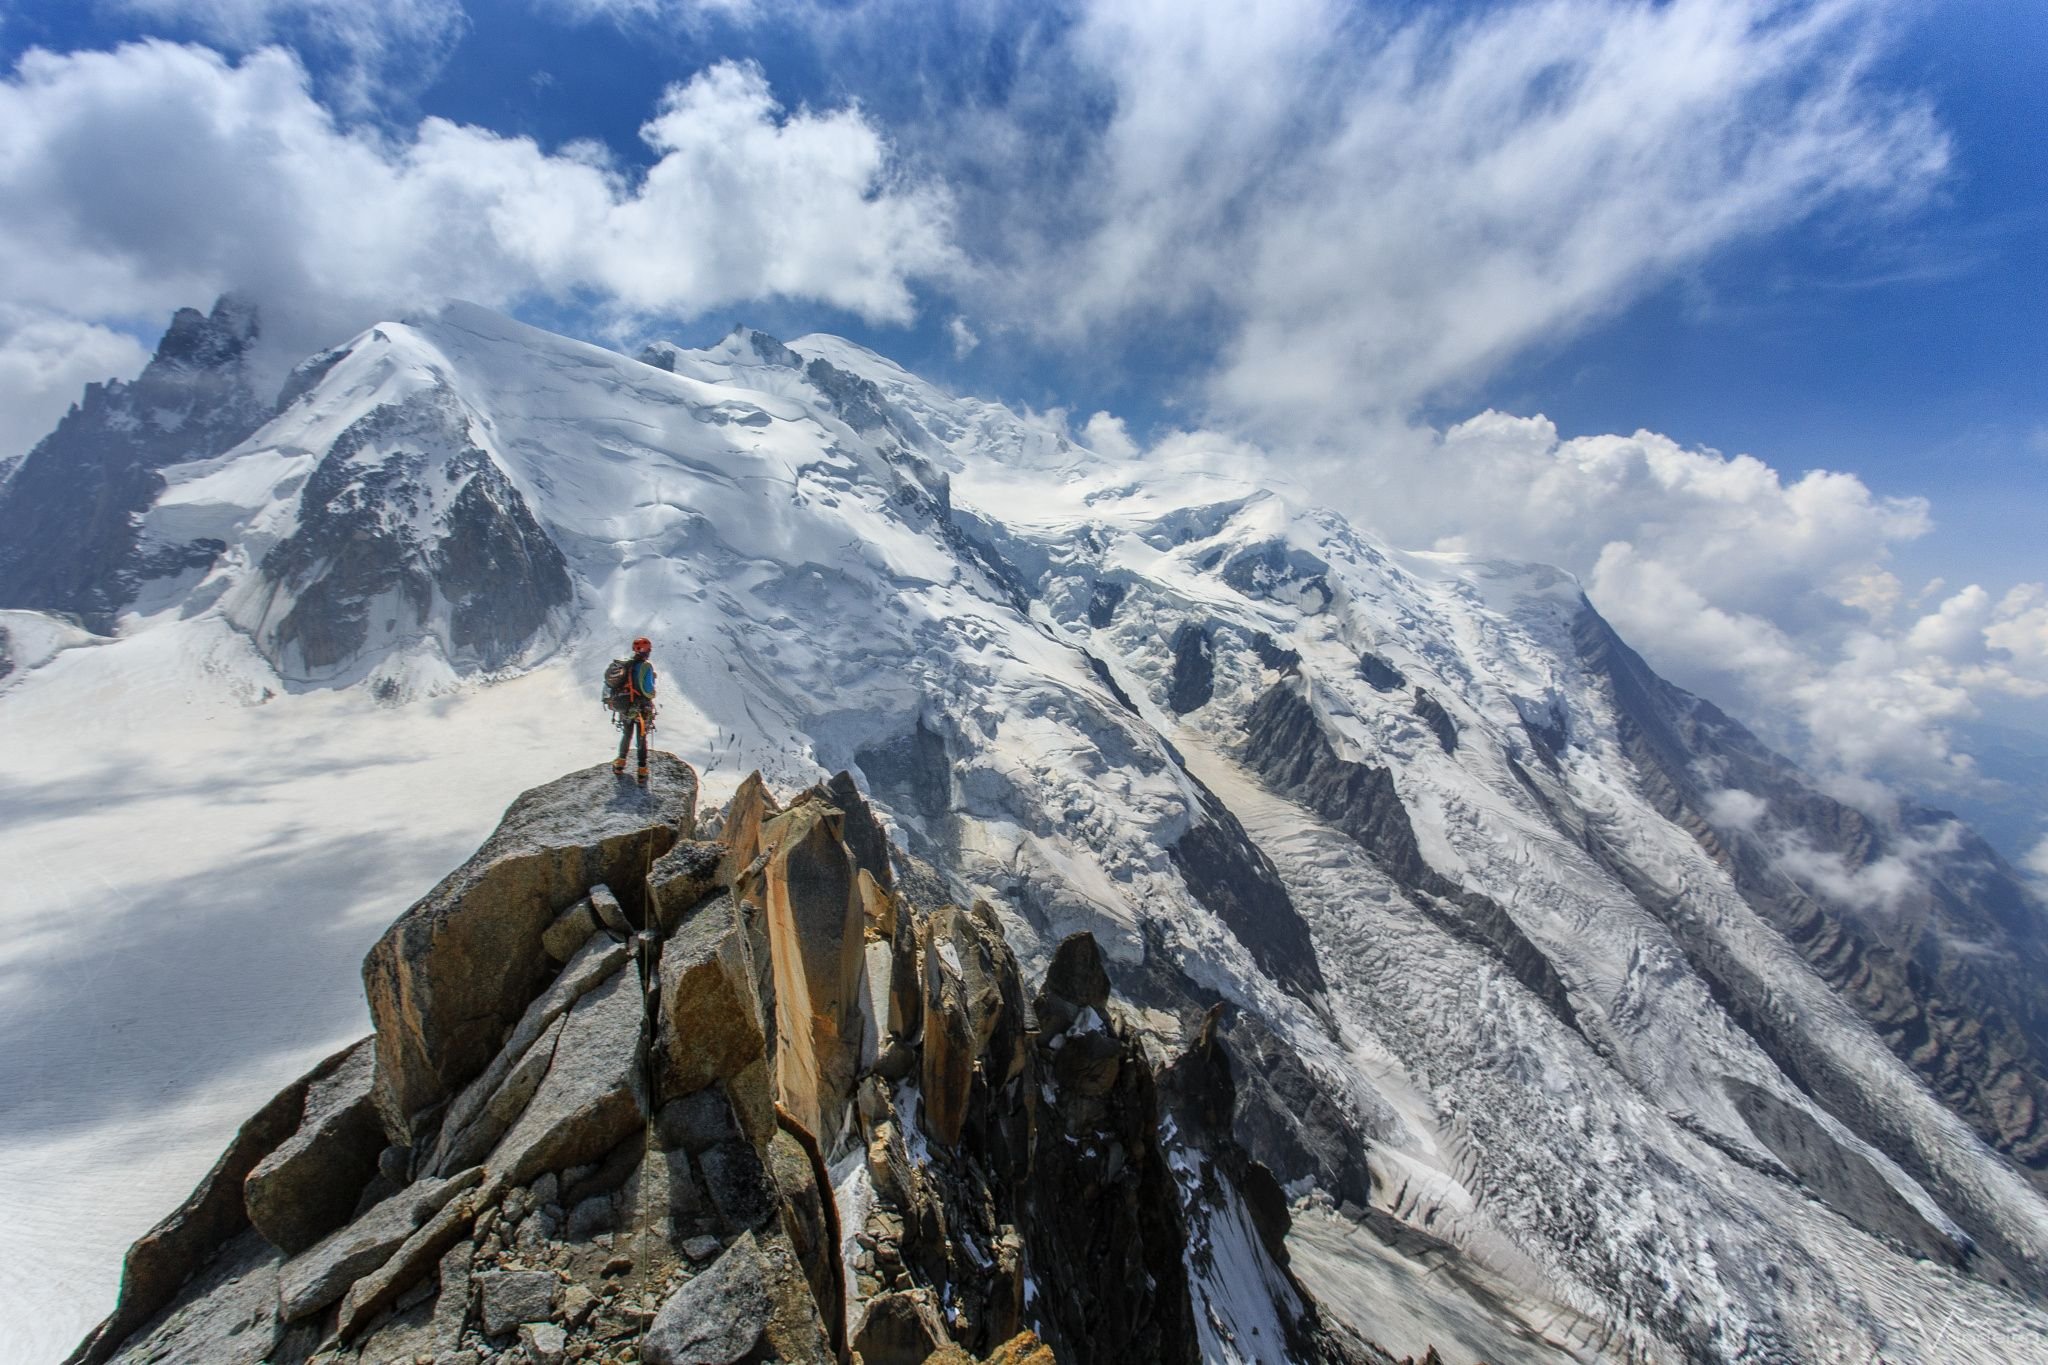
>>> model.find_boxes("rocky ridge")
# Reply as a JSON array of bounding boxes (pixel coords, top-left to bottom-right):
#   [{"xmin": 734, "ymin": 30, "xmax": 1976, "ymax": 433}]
[
  {"xmin": 0, "ymin": 296, "xmax": 269, "ymax": 630},
  {"xmin": 68, "ymin": 757, "xmax": 1395, "ymax": 1365}
]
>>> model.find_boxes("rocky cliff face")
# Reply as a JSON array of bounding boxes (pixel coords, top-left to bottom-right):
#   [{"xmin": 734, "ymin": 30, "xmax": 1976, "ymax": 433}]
[
  {"xmin": 1568, "ymin": 609, "xmax": 2048, "ymax": 1275},
  {"xmin": 241, "ymin": 380, "xmax": 573, "ymax": 683},
  {"xmin": 0, "ymin": 297, "xmax": 269, "ymax": 630},
  {"xmin": 69, "ymin": 758, "xmax": 1390, "ymax": 1365}
]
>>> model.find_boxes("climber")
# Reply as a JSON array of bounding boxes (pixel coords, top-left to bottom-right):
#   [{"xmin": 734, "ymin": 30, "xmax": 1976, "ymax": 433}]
[{"xmin": 606, "ymin": 636, "xmax": 657, "ymax": 783}]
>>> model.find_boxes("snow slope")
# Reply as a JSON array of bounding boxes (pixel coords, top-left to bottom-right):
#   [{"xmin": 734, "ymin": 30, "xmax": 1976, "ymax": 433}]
[{"xmin": 4, "ymin": 303, "xmax": 2047, "ymax": 1363}]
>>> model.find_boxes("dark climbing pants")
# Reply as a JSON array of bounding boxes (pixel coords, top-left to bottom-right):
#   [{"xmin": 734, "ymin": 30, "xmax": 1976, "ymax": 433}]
[{"xmin": 617, "ymin": 708, "xmax": 650, "ymax": 767}]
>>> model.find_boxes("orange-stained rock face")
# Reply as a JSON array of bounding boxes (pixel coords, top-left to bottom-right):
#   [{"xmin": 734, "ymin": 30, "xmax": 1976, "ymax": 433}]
[
  {"xmin": 917, "ymin": 904, "xmax": 1020, "ymax": 1150},
  {"xmin": 859, "ymin": 868, "xmax": 896, "ymax": 941},
  {"xmin": 757, "ymin": 800, "xmax": 868, "ymax": 1143},
  {"xmin": 719, "ymin": 770, "xmax": 780, "ymax": 886}
]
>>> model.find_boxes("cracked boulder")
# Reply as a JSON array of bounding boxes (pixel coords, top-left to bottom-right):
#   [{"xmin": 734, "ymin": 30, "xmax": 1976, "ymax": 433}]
[
  {"xmin": 243, "ymin": 1037, "xmax": 384, "ymax": 1254},
  {"xmin": 363, "ymin": 754, "xmax": 694, "ymax": 1141},
  {"xmin": 656, "ymin": 892, "xmax": 769, "ymax": 1120},
  {"xmin": 486, "ymin": 954, "xmax": 648, "ymax": 1187}
]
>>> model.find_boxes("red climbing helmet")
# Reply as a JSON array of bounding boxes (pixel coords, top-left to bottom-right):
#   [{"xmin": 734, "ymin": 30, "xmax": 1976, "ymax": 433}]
[{"xmin": 631, "ymin": 636, "xmax": 652, "ymax": 655}]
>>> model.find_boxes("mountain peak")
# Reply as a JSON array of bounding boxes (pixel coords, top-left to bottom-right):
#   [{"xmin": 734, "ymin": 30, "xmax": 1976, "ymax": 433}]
[{"xmin": 149, "ymin": 293, "xmax": 260, "ymax": 377}]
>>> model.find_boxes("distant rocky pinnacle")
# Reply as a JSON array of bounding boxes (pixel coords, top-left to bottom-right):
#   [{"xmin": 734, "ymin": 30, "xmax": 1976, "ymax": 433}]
[
  {"xmin": 0, "ymin": 297, "xmax": 269, "ymax": 631},
  {"xmin": 68, "ymin": 757, "xmax": 1393, "ymax": 1365}
]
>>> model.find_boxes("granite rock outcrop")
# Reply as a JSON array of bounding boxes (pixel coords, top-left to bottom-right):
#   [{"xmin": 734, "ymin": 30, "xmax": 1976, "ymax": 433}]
[{"xmin": 70, "ymin": 755, "xmax": 1367, "ymax": 1365}]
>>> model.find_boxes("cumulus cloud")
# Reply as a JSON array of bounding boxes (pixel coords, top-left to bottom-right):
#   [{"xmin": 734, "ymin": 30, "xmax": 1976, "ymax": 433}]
[
  {"xmin": 1704, "ymin": 788, "xmax": 1770, "ymax": 832},
  {"xmin": 1770, "ymin": 819, "xmax": 1965, "ymax": 915},
  {"xmin": 110, "ymin": 0, "xmax": 466, "ymax": 110},
  {"xmin": 1983, "ymin": 586, "xmax": 2048, "ymax": 680},
  {"xmin": 1318, "ymin": 409, "xmax": 2048, "ymax": 790},
  {"xmin": 1080, "ymin": 411, "xmax": 1139, "ymax": 461},
  {"xmin": 0, "ymin": 41, "xmax": 956, "ymax": 375},
  {"xmin": 0, "ymin": 307, "xmax": 152, "ymax": 460}
]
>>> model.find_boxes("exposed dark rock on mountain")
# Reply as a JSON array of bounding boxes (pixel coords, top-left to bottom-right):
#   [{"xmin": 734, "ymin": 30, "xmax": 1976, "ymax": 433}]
[
  {"xmin": 74, "ymin": 757, "xmax": 1393, "ymax": 1365},
  {"xmin": 252, "ymin": 385, "xmax": 572, "ymax": 678},
  {"xmin": 1411, "ymin": 689, "xmax": 1457, "ymax": 754},
  {"xmin": 1206, "ymin": 1006, "xmax": 1373, "ymax": 1211},
  {"xmin": 1252, "ymin": 631, "xmax": 1302, "ymax": 675},
  {"xmin": 1355, "ymin": 653, "xmax": 1405, "ymax": 693},
  {"xmin": 1570, "ymin": 607, "xmax": 2048, "ymax": 1286},
  {"xmin": 1245, "ymin": 679, "xmax": 1579, "ymax": 1031},
  {"xmin": 0, "ymin": 297, "xmax": 269, "ymax": 630},
  {"xmin": 807, "ymin": 357, "xmax": 895, "ymax": 435},
  {"xmin": 1086, "ymin": 578, "xmax": 1125, "ymax": 628},
  {"xmin": 1515, "ymin": 694, "xmax": 1571, "ymax": 767},
  {"xmin": 1016, "ymin": 932, "xmax": 1199, "ymax": 1363},
  {"xmin": 277, "ymin": 346, "xmax": 353, "ymax": 411},
  {"xmin": 1168, "ymin": 621, "xmax": 1216, "ymax": 713},
  {"xmin": 1222, "ymin": 539, "xmax": 1334, "ymax": 612},
  {"xmin": 1160, "ymin": 1007, "xmax": 1375, "ymax": 1365},
  {"xmin": 856, "ymin": 716, "xmax": 954, "ymax": 823},
  {"xmin": 1169, "ymin": 781, "xmax": 1331, "ymax": 1011}
]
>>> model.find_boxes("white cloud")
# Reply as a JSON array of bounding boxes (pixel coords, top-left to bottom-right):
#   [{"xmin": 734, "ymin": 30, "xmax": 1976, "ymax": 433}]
[
  {"xmin": 1704, "ymin": 788, "xmax": 1769, "ymax": 832},
  {"xmin": 1080, "ymin": 411, "xmax": 1138, "ymax": 460},
  {"xmin": 1905, "ymin": 584, "xmax": 1993, "ymax": 660},
  {"xmin": 0, "ymin": 307, "xmax": 152, "ymax": 461},
  {"xmin": 110, "ymin": 0, "xmax": 466, "ymax": 109},
  {"xmin": 535, "ymin": 0, "xmax": 760, "ymax": 23},
  {"xmin": 947, "ymin": 315, "xmax": 979, "ymax": 358},
  {"xmin": 1770, "ymin": 819, "xmax": 1964, "ymax": 916},
  {"xmin": 2024, "ymin": 835, "xmax": 2048, "ymax": 882},
  {"xmin": 1224, "ymin": 407, "xmax": 2046, "ymax": 791},
  {"xmin": 934, "ymin": 0, "xmax": 1946, "ymax": 432},
  {"xmin": 1984, "ymin": 585, "xmax": 2048, "ymax": 676},
  {"xmin": 0, "ymin": 42, "xmax": 956, "ymax": 374}
]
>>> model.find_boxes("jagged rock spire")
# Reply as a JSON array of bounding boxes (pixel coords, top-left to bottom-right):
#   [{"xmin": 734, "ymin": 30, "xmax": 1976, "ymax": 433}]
[{"xmin": 0, "ymin": 295, "xmax": 269, "ymax": 630}]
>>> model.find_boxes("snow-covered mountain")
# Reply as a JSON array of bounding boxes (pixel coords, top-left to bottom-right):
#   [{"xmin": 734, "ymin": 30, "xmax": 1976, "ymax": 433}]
[{"xmin": 4, "ymin": 300, "xmax": 2048, "ymax": 1363}]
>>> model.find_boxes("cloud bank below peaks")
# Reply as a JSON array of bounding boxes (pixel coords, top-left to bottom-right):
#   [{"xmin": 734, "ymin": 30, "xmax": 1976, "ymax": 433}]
[
  {"xmin": 0, "ymin": 40, "xmax": 956, "ymax": 375},
  {"xmin": 1295, "ymin": 409, "xmax": 2045, "ymax": 802}
]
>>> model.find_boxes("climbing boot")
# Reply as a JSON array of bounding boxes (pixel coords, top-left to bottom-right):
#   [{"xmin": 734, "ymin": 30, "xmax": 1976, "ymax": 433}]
[
  {"xmin": 612, "ymin": 758, "xmax": 626, "ymax": 776},
  {"xmin": 636, "ymin": 765, "xmax": 650, "ymax": 786}
]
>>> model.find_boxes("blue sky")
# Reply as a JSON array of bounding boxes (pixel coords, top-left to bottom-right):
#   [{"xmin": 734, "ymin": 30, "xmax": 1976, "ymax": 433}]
[{"xmin": 0, "ymin": 0, "xmax": 2044, "ymax": 838}]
